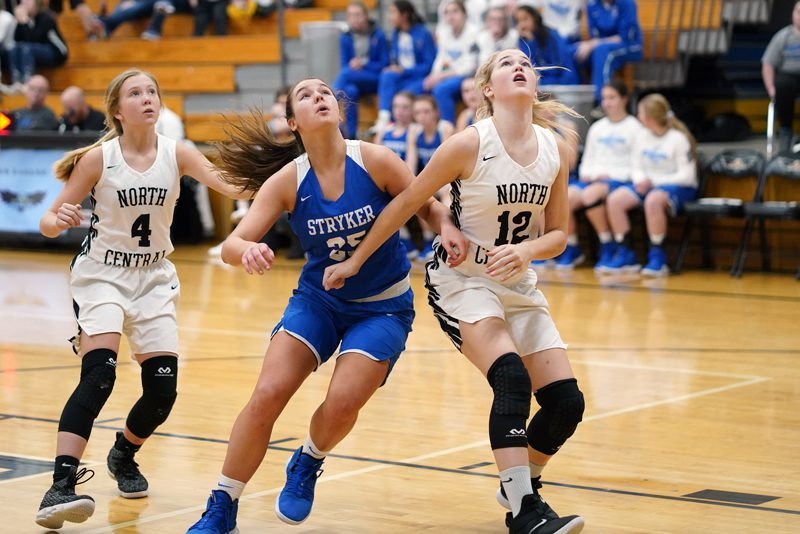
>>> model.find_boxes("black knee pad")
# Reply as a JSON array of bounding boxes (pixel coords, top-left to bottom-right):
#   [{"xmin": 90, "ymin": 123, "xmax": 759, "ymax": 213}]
[
  {"xmin": 527, "ymin": 378, "xmax": 585, "ymax": 455},
  {"xmin": 58, "ymin": 348, "xmax": 118, "ymax": 439},
  {"xmin": 126, "ymin": 355, "xmax": 178, "ymax": 439},
  {"xmin": 487, "ymin": 353, "xmax": 532, "ymax": 450},
  {"xmin": 582, "ymin": 197, "xmax": 605, "ymax": 210}
]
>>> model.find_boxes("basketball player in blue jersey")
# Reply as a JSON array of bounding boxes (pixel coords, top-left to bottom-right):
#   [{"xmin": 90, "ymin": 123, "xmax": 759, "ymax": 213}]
[
  {"xmin": 324, "ymin": 49, "xmax": 586, "ymax": 534},
  {"xmin": 186, "ymin": 78, "xmax": 467, "ymax": 534},
  {"xmin": 34, "ymin": 70, "xmax": 249, "ymax": 530}
]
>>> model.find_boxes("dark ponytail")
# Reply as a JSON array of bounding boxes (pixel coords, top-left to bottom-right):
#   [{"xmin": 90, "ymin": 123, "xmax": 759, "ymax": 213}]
[{"xmin": 215, "ymin": 82, "xmax": 307, "ymax": 195}]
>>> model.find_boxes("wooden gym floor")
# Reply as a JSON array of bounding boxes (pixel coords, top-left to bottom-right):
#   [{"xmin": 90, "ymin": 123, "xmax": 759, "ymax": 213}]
[{"xmin": 1, "ymin": 247, "xmax": 798, "ymax": 533}]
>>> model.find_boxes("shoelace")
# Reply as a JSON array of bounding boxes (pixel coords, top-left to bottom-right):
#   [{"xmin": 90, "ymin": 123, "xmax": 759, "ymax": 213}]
[
  {"xmin": 70, "ymin": 467, "xmax": 95, "ymax": 487},
  {"xmin": 197, "ymin": 493, "xmax": 232, "ymax": 530},
  {"xmin": 115, "ymin": 456, "xmax": 143, "ymax": 479},
  {"xmin": 285, "ymin": 460, "xmax": 323, "ymax": 500}
]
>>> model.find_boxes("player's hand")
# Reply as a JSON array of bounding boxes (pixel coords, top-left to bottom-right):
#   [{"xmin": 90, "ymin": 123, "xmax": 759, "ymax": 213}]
[
  {"xmin": 486, "ymin": 244, "xmax": 527, "ymax": 282},
  {"xmin": 241, "ymin": 242, "xmax": 275, "ymax": 275},
  {"xmin": 55, "ymin": 203, "xmax": 84, "ymax": 230},
  {"xmin": 439, "ymin": 226, "xmax": 469, "ymax": 267},
  {"xmin": 322, "ymin": 259, "xmax": 360, "ymax": 291}
]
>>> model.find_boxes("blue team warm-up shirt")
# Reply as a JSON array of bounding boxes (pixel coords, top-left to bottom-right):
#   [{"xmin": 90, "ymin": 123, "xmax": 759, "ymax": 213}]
[
  {"xmin": 289, "ymin": 140, "xmax": 411, "ymax": 301},
  {"xmin": 415, "ymin": 127, "xmax": 442, "ymax": 173},
  {"xmin": 381, "ymin": 126, "xmax": 409, "ymax": 161}
]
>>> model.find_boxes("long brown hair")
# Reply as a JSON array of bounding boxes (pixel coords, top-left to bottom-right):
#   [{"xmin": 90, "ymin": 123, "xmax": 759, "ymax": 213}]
[
  {"xmin": 215, "ymin": 79, "xmax": 345, "ymax": 194},
  {"xmin": 214, "ymin": 107, "xmax": 302, "ymax": 195},
  {"xmin": 474, "ymin": 50, "xmax": 581, "ymax": 145},
  {"xmin": 53, "ymin": 69, "xmax": 162, "ymax": 182},
  {"xmin": 639, "ymin": 93, "xmax": 697, "ymax": 157}
]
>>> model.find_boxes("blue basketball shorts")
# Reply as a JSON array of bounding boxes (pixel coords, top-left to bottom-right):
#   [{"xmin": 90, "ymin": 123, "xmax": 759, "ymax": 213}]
[
  {"xmin": 271, "ymin": 287, "xmax": 414, "ymax": 375},
  {"xmin": 621, "ymin": 184, "xmax": 698, "ymax": 216}
]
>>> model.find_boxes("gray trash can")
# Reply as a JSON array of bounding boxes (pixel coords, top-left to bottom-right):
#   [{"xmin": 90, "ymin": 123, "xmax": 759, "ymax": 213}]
[
  {"xmin": 542, "ymin": 84, "xmax": 595, "ymax": 142},
  {"xmin": 300, "ymin": 21, "xmax": 348, "ymax": 83}
]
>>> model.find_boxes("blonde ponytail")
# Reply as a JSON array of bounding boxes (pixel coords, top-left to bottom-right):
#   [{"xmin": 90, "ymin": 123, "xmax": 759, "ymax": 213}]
[
  {"xmin": 640, "ymin": 93, "xmax": 697, "ymax": 158},
  {"xmin": 53, "ymin": 130, "xmax": 117, "ymax": 182}
]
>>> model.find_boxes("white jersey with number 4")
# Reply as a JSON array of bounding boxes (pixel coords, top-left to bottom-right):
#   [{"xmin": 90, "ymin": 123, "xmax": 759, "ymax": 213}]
[
  {"xmin": 445, "ymin": 117, "xmax": 560, "ymax": 284},
  {"xmin": 79, "ymin": 134, "xmax": 180, "ymax": 268}
]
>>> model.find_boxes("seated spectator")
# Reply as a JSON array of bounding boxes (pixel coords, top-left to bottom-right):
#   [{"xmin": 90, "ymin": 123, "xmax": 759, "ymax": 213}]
[
  {"xmin": 477, "ymin": 6, "xmax": 518, "ymax": 63},
  {"xmin": 762, "ymin": 0, "xmax": 800, "ymax": 154},
  {"xmin": 436, "ymin": 0, "xmax": 489, "ymax": 37},
  {"xmin": 98, "ymin": 0, "xmax": 154, "ymax": 37},
  {"xmin": 565, "ymin": 81, "xmax": 642, "ymax": 271},
  {"xmin": 374, "ymin": 91, "xmax": 414, "ymax": 160},
  {"xmin": 333, "ymin": 1, "xmax": 390, "ymax": 139},
  {"xmin": 455, "ymin": 76, "xmax": 478, "ymax": 131},
  {"xmin": 141, "ymin": 0, "xmax": 193, "ymax": 41},
  {"xmin": 10, "ymin": 0, "xmax": 68, "ymax": 86},
  {"xmin": 605, "ymin": 93, "xmax": 698, "ymax": 276},
  {"xmin": 515, "ymin": 4, "xmax": 578, "ymax": 86},
  {"xmin": 374, "ymin": 91, "xmax": 419, "ymax": 259},
  {"xmin": 58, "ymin": 85, "xmax": 106, "ymax": 132},
  {"xmin": 0, "ymin": 7, "xmax": 17, "ymax": 92},
  {"xmin": 524, "ymin": 0, "xmax": 582, "ymax": 43},
  {"xmin": 267, "ymin": 85, "xmax": 292, "ymax": 141},
  {"xmin": 10, "ymin": 73, "xmax": 58, "ymax": 130},
  {"xmin": 374, "ymin": 0, "xmax": 435, "ymax": 133},
  {"xmin": 424, "ymin": 0, "xmax": 479, "ymax": 124},
  {"xmin": 48, "ymin": 0, "xmax": 104, "ymax": 40},
  {"xmin": 191, "ymin": 0, "xmax": 229, "ymax": 37},
  {"xmin": 406, "ymin": 94, "xmax": 454, "ymax": 261},
  {"xmin": 574, "ymin": 0, "xmax": 643, "ymax": 102}
]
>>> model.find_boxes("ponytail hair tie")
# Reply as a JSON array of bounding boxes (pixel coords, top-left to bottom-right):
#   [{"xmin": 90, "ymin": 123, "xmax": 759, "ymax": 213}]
[{"xmin": 666, "ymin": 110, "xmax": 675, "ymax": 119}]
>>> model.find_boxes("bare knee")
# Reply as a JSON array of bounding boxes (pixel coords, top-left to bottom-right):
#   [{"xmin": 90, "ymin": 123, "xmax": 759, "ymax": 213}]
[
  {"xmin": 247, "ymin": 384, "xmax": 294, "ymax": 421},
  {"xmin": 320, "ymin": 393, "xmax": 365, "ymax": 425},
  {"xmin": 644, "ymin": 191, "xmax": 669, "ymax": 215}
]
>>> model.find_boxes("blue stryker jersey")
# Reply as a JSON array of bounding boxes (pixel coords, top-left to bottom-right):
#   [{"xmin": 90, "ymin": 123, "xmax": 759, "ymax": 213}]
[{"xmin": 289, "ymin": 140, "xmax": 411, "ymax": 301}]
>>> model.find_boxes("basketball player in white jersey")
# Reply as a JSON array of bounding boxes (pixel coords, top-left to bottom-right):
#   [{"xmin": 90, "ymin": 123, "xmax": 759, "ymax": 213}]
[
  {"xmin": 34, "ymin": 69, "xmax": 248, "ymax": 530},
  {"xmin": 323, "ymin": 49, "xmax": 585, "ymax": 534}
]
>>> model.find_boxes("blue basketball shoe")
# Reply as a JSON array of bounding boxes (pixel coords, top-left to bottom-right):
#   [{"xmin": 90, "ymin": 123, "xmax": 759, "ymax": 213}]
[
  {"xmin": 593, "ymin": 242, "xmax": 617, "ymax": 273},
  {"xmin": 641, "ymin": 246, "xmax": 669, "ymax": 277},
  {"xmin": 605, "ymin": 244, "xmax": 641, "ymax": 273},
  {"xmin": 554, "ymin": 245, "xmax": 585, "ymax": 270},
  {"xmin": 274, "ymin": 448, "xmax": 324, "ymax": 524},
  {"xmin": 186, "ymin": 490, "xmax": 239, "ymax": 534}
]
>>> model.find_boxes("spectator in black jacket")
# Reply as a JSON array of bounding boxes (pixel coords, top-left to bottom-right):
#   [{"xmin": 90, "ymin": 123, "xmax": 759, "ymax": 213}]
[
  {"xmin": 10, "ymin": 0, "xmax": 68, "ymax": 86},
  {"xmin": 58, "ymin": 86, "xmax": 107, "ymax": 133}
]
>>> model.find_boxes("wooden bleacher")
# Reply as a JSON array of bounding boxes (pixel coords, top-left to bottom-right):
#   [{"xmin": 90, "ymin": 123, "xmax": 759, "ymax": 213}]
[
  {"xmin": 58, "ymin": 7, "xmax": 332, "ymax": 40},
  {"xmin": 17, "ymin": 2, "xmax": 348, "ymax": 144}
]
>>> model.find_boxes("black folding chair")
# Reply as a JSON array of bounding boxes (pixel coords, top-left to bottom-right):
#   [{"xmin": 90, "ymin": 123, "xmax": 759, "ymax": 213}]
[
  {"xmin": 675, "ymin": 149, "xmax": 766, "ymax": 275},
  {"xmin": 734, "ymin": 152, "xmax": 800, "ymax": 278}
]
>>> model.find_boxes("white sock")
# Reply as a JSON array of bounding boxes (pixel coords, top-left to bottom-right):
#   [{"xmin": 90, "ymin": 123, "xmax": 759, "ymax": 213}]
[
  {"xmin": 598, "ymin": 232, "xmax": 612, "ymax": 244},
  {"xmin": 614, "ymin": 233, "xmax": 626, "ymax": 243},
  {"xmin": 650, "ymin": 234, "xmax": 665, "ymax": 246},
  {"xmin": 499, "ymin": 465, "xmax": 533, "ymax": 517},
  {"xmin": 566, "ymin": 234, "xmax": 578, "ymax": 246},
  {"xmin": 422, "ymin": 229, "xmax": 435, "ymax": 240},
  {"xmin": 302, "ymin": 436, "xmax": 328, "ymax": 460},
  {"xmin": 529, "ymin": 461, "xmax": 544, "ymax": 480},
  {"xmin": 399, "ymin": 225, "xmax": 411, "ymax": 239},
  {"xmin": 216, "ymin": 474, "xmax": 245, "ymax": 500}
]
